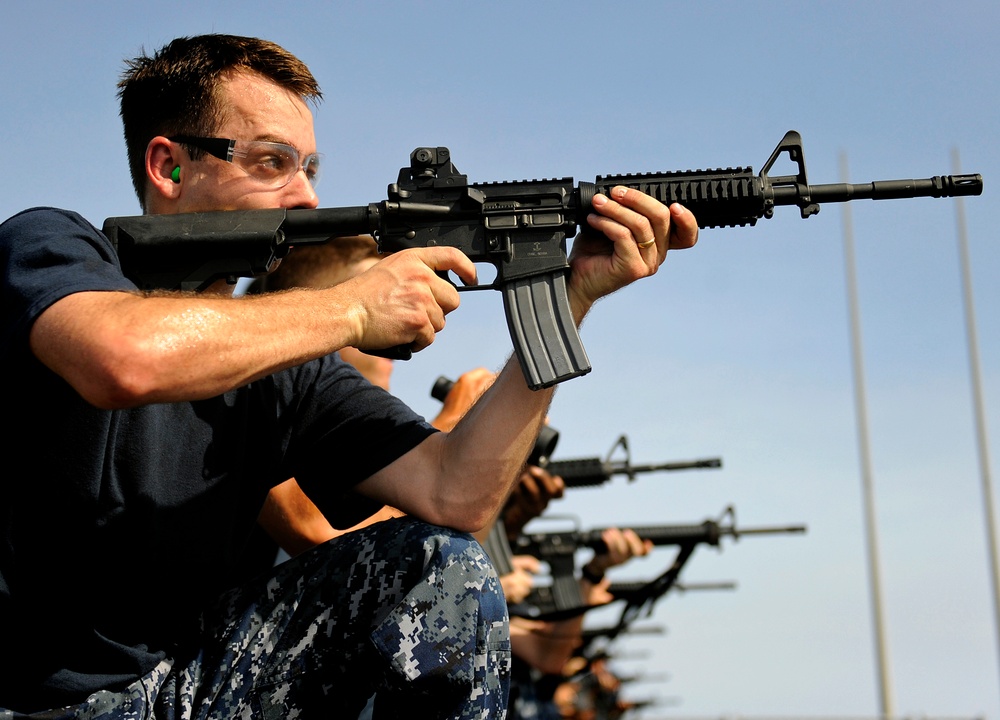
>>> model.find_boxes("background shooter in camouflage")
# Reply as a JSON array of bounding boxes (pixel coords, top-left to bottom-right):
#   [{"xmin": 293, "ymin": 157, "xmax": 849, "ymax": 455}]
[{"xmin": 0, "ymin": 33, "xmax": 697, "ymax": 719}]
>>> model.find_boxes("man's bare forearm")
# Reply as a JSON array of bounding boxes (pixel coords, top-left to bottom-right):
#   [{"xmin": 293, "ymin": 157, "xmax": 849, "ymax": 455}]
[
  {"xmin": 442, "ymin": 360, "xmax": 554, "ymax": 527},
  {"xmin": 361, "ymin": 358, "xmax": 553, "ymax": 533},
  {"xmin": 30, "ymin": 287, "xmax": 360, "ymax": 409},
  {"xmin": 30, "ymin": 246, "xmax": 471, "ymax": 409}
]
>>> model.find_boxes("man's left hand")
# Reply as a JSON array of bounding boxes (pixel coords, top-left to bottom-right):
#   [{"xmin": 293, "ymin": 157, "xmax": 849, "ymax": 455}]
[{"xmin": 567, "ymin": 187, "xmax": 698, "ymax": 319}]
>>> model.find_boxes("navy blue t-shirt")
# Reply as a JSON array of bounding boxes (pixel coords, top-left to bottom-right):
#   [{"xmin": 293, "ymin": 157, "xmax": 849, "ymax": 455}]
[{"xmin": 0, "ymin": 208, "xmax": 436, "ymax": 712}]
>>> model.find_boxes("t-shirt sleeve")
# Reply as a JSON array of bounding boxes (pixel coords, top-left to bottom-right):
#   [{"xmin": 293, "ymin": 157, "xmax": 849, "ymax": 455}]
[
  {"xmin": 274, "ymin": 354, "xmax": 439, "ymax": 528},
  {"xmin": 1, "ymin": 207, "xmax": 135, "ymax": 357}
]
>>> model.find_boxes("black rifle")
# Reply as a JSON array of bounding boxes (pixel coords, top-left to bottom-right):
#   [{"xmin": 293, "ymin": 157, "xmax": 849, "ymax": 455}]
[
  {"xmin": 431, "ymin": 375, "xmax": 559, "ymax": 465},
  {"xmin": 579, "ymin": 623, "xmax": 666, "ymax": 646},
  {"xmin": 619, "ymin": 697, "xmax": 670, "ymax": 714},
  {"xmin": 581, "ymin": 647, "xmax": 652, "ymax": 664},
  {"xmin": 543, "ymin": 434, "xmax": 720, "ymax": 488},
  {"xmin": 614, "ymin": 672, "xmax": 671, "ymax": 686},
  {"xmin": 513, "ymin": 515, "xmax": 807, "ymax": 558},
  {"xmin": 513, "ymin": 507, "xmax": 805, "ymax": 625},
  {"xmin": 606, "ymin": 579, "xmax": 736, "ymax": 604},
  {"xmin": 102, "ymin": 131, "xmax": 982, "ymax": 390}
]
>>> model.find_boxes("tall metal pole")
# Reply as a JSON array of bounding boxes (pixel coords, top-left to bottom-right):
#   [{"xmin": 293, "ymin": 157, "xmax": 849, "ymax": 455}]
[
  {"xmin": 952, "ymin": 148, "xmax": 1000, "ymax": 701},
  {"xmin": 840, "ymin": 152, "xmax": 894, "ymax": 718}
]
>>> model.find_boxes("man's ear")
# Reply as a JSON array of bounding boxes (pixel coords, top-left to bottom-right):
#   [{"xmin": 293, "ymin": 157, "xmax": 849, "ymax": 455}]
[{"xmin": 145, "ymin": 136, "xmax": 182, "ymax": 206}]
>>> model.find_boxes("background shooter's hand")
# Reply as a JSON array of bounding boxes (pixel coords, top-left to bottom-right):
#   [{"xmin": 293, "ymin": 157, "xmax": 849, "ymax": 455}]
[
  {"xmin": 580, "ymin": 527, "xmax": 654, "ymax": 605},
  {"xmin": 502, "ymin": 465, "xmax": 566, "ymax": 540},
  {"xmin": 500, "ymin": 555, "xmax": 542, "ymax": 605},
  {"xmin": 431, "ymin": 368, "xmax": 496, "ymax": 432}
]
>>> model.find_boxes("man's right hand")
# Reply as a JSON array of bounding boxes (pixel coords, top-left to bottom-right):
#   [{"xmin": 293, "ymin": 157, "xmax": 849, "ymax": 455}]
[{"xmin": 335, "ymin": 246, "xmax": 476, "ymax": 353}]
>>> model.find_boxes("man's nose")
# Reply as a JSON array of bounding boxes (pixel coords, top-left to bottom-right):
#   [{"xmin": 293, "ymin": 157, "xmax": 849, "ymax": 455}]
[{"xmin": 286, "ymin": 168, "xmax": 319, "ymax": 209}]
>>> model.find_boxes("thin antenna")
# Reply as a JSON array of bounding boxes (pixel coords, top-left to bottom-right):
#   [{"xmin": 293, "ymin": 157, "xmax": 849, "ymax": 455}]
[
  {"xmin": 952, "ymin": 147, "xmax": 1000, "ymax": 703},
  {"xmin": 841, "ymin": 151, "xmax": 894, "ymax": 717}
]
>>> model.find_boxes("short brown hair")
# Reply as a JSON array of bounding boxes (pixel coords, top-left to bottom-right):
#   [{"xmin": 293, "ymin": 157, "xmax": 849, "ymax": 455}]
[{"xmin": 117, "ymin": 34, "xmax": 322, "ymax": 208}]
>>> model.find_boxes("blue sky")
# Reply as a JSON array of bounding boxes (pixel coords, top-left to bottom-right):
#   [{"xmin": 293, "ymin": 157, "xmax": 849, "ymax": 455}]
[{"xmin": 3, "ymin": 1, "xmax": 998, "ymax": 717}]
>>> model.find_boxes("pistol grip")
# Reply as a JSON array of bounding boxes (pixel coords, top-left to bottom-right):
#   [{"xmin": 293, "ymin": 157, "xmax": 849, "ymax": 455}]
[
  {"xmin": 502, "ymin": 271, "xmax": 591, "ymax": 390},
  {"xmin": 363, "ymin": 345, "xmax": 413, "ymax": 361}
]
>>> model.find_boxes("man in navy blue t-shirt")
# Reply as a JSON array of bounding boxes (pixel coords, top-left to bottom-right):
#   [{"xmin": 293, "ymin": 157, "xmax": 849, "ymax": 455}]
[{"xmin": 0, "ymin": 34, "xmax": 697, "ymax": 719}]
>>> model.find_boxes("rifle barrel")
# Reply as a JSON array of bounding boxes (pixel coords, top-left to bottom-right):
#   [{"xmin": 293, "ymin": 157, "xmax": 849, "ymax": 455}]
[
  {"xmin": 557, "ymin": 521, "xmax": 807, "ymax": 552},
  {"xmin": 731, "ymin": 524, "xmax": 807, "ymax": 536},
  {"xmin": 610, "ymin": 522, "xmax": 806, "ymax": 548},
  {"xmin": 773, "ymin": 174, "xmax": 983, "ymax": 206},
  {"xmin": 544, "ymin": 456, "xmax": 721, "ymax": 488},
  {"xmin": 608, "ymin": 579, "xmax": 737, "ymax": 598},
  {"xmin": 627, "ymin": 458, "xmax": 722, "ymax": 473}
]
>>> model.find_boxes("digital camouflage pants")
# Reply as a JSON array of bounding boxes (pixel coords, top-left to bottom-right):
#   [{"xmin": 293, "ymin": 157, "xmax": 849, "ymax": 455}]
[{"xmin": 2, "ymin": 518, "xmax": 511, "ymax": 720}]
